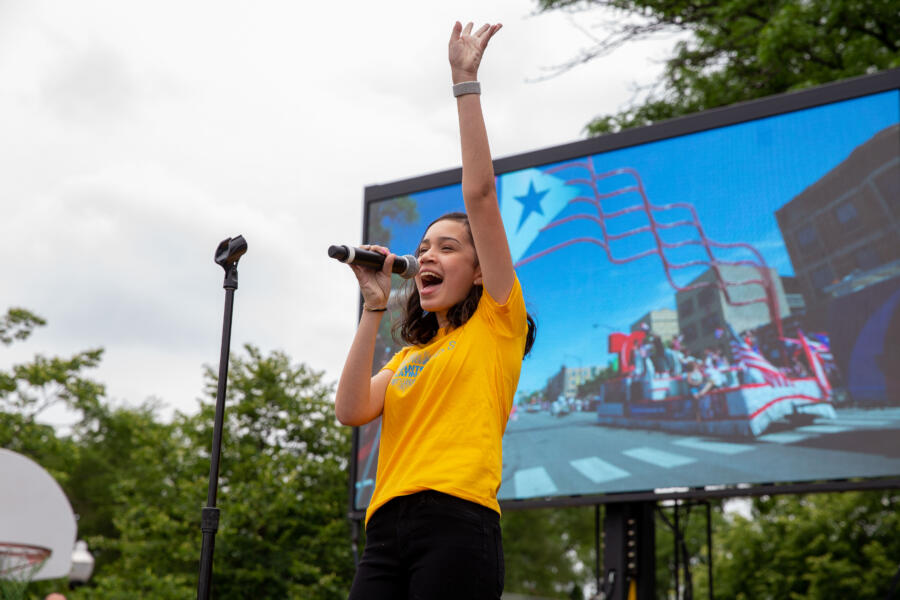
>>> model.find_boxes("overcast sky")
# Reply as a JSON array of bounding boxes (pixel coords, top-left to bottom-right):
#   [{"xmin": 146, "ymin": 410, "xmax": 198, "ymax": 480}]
[{"xmin": 0, "ymin": 0, "xmax": 680, "ymax": 424}]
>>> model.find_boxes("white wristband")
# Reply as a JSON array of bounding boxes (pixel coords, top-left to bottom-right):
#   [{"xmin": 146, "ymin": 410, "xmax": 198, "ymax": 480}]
[{"xmin": 452, "ymin": 81, "xmax": 481, "ymax": 97}]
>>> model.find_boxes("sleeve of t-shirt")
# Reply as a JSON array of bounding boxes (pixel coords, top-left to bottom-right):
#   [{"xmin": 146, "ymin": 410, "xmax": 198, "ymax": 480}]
[
  {"xmin": 380, "ymin": 347, "xmax": 410, "ymax": 375},
  {"xmin": 480, "ymin": 275, "xmax": 528, "ymax": 340}
]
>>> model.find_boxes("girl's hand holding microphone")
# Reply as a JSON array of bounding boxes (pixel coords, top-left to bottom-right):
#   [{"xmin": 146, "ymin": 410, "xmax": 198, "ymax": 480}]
[{"xmin": 350, "ymin": 245, "xmax": 394, "ymax": 312}]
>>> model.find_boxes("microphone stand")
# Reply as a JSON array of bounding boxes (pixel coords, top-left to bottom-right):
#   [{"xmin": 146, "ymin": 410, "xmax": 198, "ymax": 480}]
[{"xmin": 197, "ymin": 235, "xmax": 247, "ymax": 600}]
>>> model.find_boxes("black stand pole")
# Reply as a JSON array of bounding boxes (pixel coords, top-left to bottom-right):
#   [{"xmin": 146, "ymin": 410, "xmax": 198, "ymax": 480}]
[
  {"xmin": 674, "ymin": 501, "xmax": 680, "ymax": 599},
  {"xmin": 197, "ymin": 235, "xmax": 247, "ymax": 600},
  {"xmin": 595, "ymin": 504, "xmax": 601, "ymax": 598},
  {"xmin": 351, "ymin": 519, "xmax": 362, "ymax": 566},
  {"xmin": 705, "ymin": 501, "xmax": 714, "ymax": 600},
  {"xmin": 601, "ymin": 501, "xmax": 656, "ymax": 600},
  {"xmin": 658, "ymin": 499, "xmax": 715, "ymax": 600}
]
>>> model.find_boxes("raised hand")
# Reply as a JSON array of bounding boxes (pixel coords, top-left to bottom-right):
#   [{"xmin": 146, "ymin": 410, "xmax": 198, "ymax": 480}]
[{"xmin": 448, "ymin": 21, "xmax": 502, "ymax": 84}]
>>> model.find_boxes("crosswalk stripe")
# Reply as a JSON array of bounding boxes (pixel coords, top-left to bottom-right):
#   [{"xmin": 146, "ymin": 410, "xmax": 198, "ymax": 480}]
[
  {"xmin": 674, "ymin": 437, "xmax": 754, "ymax": 455},
  {"xmin": 623, "ymin": 447, "xmax": 696, "ymax": 468},
  {"xmin": 757, "ymin": 432, "xmax": 811, "ymax": 443},
  {"xmin": 815, "ymin": 419, "xmax": 889, "ymax": 427},
  {"xmin": 570, "ymin": 457, "xmax": 630, "ymax": 483},
  {"xmin": 514, "ymin": 467, "xmax": 558, "ymax": 498},
  {"xmin": 838, "ymin": 411, "xmax": 900, "ymax": 420},
  {"xmin": 795, "ymin": 425, "xmax": 852, "ymax": 434}
]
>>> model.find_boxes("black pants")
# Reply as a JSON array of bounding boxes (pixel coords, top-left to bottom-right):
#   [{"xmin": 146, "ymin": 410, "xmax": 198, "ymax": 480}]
[{"xmin": 348, "ymin": 490, "xmax": 504, "ymax": 600}]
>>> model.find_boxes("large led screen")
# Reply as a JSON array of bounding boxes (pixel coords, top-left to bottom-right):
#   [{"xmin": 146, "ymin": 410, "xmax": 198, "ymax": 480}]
[{"xmin": 351, "ymin": 74, "xmax": 900, "ymax": 515}]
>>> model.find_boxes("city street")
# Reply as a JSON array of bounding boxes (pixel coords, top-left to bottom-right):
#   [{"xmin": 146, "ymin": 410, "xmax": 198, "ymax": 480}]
[{"xmin": 499, "ymin": 407, "xmax": 900, "ymax": 501}]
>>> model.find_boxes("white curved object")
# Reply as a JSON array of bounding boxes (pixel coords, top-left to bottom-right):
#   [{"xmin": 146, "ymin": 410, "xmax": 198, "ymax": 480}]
[{"xmin": 0, "ymin": 448, "xmax": 77, "ymax": 580}]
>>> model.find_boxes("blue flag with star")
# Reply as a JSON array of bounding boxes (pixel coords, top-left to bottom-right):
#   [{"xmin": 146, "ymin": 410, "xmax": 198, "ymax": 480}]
[{"xmin": 499, "ymin": 168, "xmax": 579, "ymax": 263}]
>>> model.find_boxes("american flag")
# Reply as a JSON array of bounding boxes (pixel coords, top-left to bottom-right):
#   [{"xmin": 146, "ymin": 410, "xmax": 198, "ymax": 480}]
[
  {"xmin": 799, "ymin": 329, "xmax": 832, "ymax": 396},
  {"xmin": 784, "ymin": 333, "xmax": 835, "ymax": 370},
  {"xmin": 727, "ymin": 324, "xmax": 789, "ymax": 387},
  {"xmin": 807, "ymin": 333, "xmax": 834, "ymax": 367}
]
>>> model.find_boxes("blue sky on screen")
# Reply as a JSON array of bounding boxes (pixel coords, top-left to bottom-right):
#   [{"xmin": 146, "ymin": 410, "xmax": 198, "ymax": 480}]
[{"xmin": 371, "ymin": 91, "xmax": 900, "ymax": 394}]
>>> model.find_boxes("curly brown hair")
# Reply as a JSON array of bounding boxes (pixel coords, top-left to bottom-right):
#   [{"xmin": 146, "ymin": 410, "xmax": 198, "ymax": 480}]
[{"xmin": 394, "ymin": 212, "xmax": 536, "ymax": 357}]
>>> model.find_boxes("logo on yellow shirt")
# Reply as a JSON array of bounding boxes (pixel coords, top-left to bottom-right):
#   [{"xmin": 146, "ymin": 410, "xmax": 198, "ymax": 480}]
[{"xmin": 390, "ymin": 340, "xmax": 456, "ymax": 392}]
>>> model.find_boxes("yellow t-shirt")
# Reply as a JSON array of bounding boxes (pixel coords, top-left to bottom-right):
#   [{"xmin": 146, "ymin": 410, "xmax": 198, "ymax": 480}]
[{"xmin": 364, "ymin": 276, "xmax": 528, "ymax": 526}]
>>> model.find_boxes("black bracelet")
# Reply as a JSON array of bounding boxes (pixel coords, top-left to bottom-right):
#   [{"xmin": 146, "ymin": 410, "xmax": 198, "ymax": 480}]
[{"xmin": 364, "ymin": 305, "xmax": 387, "ymax": 312}]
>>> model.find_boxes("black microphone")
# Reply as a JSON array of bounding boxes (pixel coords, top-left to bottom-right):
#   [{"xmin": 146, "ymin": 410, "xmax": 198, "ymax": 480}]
[{"xmin": 328, "ymin": 245, "xmax": 419, "ymax": 279}]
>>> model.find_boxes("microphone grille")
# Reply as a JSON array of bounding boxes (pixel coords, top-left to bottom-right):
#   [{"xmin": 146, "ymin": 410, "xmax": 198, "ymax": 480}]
[{"xmin": 400, "ymin": 254, "xmax": 419, "ymax": 279}]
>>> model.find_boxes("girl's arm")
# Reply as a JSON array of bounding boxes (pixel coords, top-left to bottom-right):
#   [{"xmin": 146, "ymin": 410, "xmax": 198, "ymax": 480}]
[
  {"xmin": 449, "ymin": 22, "xmax": 515, "ymax": 304},
  {"xmin": 335, "ymin": 246, "xmax": 395, "ymax": 426}
]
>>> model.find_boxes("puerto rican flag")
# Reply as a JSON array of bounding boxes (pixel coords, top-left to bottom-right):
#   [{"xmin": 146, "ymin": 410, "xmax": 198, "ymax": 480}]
[
  {"xmin": 798, "ymin": 329, "xmax": 832, "ymax": 396},
  {"xmin": 498, "ymin": 168, "xmax": 579, "ymax": 264},
  {"xmin": 727, "ymin": 324, "xmax": 789, "ymax": 387}
]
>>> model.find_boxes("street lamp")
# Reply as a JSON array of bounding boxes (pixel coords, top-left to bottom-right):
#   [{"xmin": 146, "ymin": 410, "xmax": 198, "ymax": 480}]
[
  {"xmin": 563, "ymin": 353, "xmax": 583, "ymax": 368},
  {"xmin": 69, "ymin": 540, "xmax": 94, "ymax": 586}
]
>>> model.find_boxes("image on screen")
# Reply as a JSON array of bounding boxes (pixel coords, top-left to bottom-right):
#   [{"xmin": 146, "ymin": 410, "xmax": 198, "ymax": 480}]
[{"xmin": 352, "ymin": 87, "xmax": 900, "ymax": 512}]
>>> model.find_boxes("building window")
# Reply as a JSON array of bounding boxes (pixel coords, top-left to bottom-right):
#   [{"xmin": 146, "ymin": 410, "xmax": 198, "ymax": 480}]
[
  {"xmin": 796, "ymin": 225, "xmax": 821, "ymax": 255},
  {"xmin": 835, "ymin": 201, "xmax": 861, "ymax": 229},
  {"xmin": 786, "ymin": 293, "xmax": 806, "ymax": 312},
  {"xmin": 678, "ymin": 298, "xmax": 694, "ymax": 318},
  {"xmin": 855, "ymin": 245, "xmax": 881, "ymax": 271},
  {"xmin": 682, "ymin": 324, "xmax": 697, "ymax": 342},
  {"xmin": 698, "ymin": 287, "xmax": 716, "ymax": 307},
  {"xmin": 810, "ymin": 264, "xmax": 835, "ymax": 292}
]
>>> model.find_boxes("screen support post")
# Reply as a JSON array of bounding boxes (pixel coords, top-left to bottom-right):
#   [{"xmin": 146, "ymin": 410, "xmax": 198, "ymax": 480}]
[
  {"xmin": 350, "ymin": 518, "xmax": 362, "ymax": 566},
  {"xmin": 601, "ymin": 501, "xmax": 656, "ymax": 600}
]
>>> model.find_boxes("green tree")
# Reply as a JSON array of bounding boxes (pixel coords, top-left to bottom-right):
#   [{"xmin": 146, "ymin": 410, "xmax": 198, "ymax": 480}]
[
  {"xmin": 367, "ymin": 196, "xmax": 418, "ymax": 249},
  {"xmin": 0, "ymin": 308, "xmax": 46, "ymax": 346},
  {"xmin": 503, "ymin": 505, "xmax": 597, "ymax": 598},
  {"xmin": 67, "ymin": 400, "xmax": 198, "ymax": 600},
  {"xmin": 195, "ymin": 345, "xmax": 354, "ymax": 599},
  {"xmin": 0, "ymin": 308, "xmax": 112, "ymax": 598},
  {"xmin": 70, "ymin": 345, "xmax": 355, "ymax": 600},
  {"xmin": 2, "ymin": 315, "xmax": 356, "ymax": 599},
  {"xmin": 654, "ymin": 501, "xmax": 726, "ymax": 600},
  {"xmin": 537, "ymin": 0, "xmax": 900, "ymax": 135},
  {"xmin": 575, "ymin": 366, "xmax": 617, "ymax": 399},
  {"xmin": 714, "ymin": 491, "xmax": 900, "ymax": 599},
  {"xmin": 0, "ymin": 307, "xmax": 104, "ymax": 489},
  {"xmin": 0, "ymin": 308, "xmax": 104, "ymax": 422}
]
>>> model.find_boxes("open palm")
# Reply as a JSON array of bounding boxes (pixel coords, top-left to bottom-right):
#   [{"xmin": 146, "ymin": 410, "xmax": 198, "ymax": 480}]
[{"xmin": 449, "ymin": 22, "xmax": 502, "ymax": 81}]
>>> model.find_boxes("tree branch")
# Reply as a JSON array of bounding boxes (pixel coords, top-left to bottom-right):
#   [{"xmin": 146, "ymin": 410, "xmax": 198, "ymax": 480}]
[
  {"xmin": 849, "ymin": 22, "xmax": 899, "ymax": 51},
  {"xmin": 529, "ymin": 16, "xmax": 680, "ymax": 81}
]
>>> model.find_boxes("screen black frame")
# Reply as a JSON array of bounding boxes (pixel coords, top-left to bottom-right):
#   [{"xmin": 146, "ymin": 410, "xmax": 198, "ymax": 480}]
[{"xmin": 347, "ymin": 67, "xmax": 900, "ymax": 520}]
